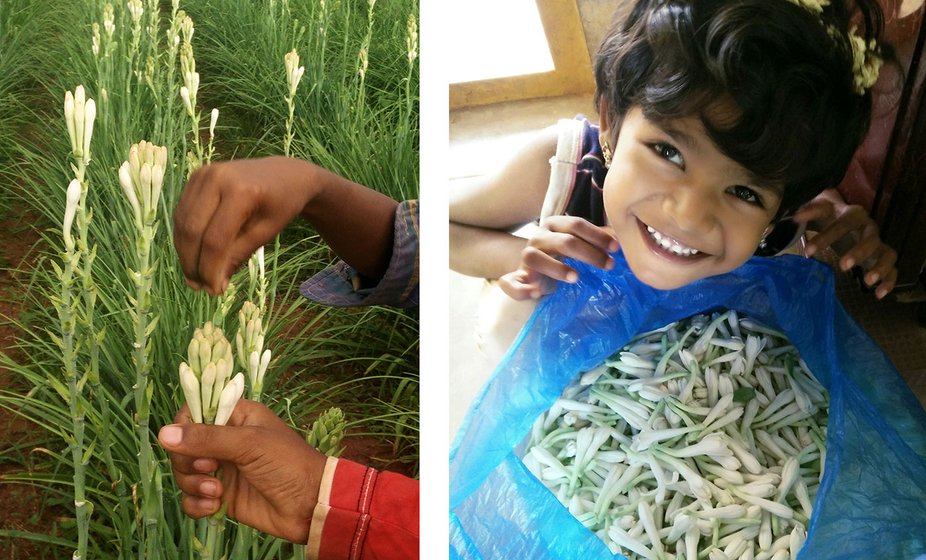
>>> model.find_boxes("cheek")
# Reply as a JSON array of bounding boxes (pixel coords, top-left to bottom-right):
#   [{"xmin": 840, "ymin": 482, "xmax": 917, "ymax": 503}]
[
  {"xmin": 601, "ymin": 169, "xmax": 634, "ymax": 218},
  {"xmin": 725, "ymin": 220, "xmax": 770, "ymax": 261}
]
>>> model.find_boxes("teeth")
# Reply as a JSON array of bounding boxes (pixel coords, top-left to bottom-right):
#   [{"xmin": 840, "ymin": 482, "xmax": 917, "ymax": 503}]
[{"xmin": 646, "ymin": 225, "xmax": 699, "ymax": 257}]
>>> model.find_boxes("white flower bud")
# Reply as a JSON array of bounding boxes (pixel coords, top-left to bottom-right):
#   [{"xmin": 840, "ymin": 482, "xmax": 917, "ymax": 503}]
[
  {"xmin": 777, "ymin": 457, "xmax": 800, "ymax": 499},
  {"xmin": 209, "ymin": 108, "xmax": 219, "ymax": 137},
  {"xmin": 179, "ymin": 363, "xmax": 203, "ymax": 423},
  {"xmin": 92, "ymin": 23, "xmax": 101, "ymax": 56},
  {"xmin": 789, "ymin": 524, "xmax": 806, "ymax": 558},
  {"xmin": 248, "ymin": 350, "xmax": 259, "ymax": 387},
  {"xmin": 200, "ymin": 362, "xmax": 216, "ymax": 420},
  {"xmin": 128, "ymin": 0, "xmax": 143, "ymax": 22},
  {"xmin": 103, "ymin": 4, "xmax": 115, "ymax": 37},
  {"xmin": 151, "ymin": 163, "xmax": 164, "ymax": 212},
  {"xmin": 118, "ymin": 162, "xmax": 141, "ymax": 223},
  {"xmin": 82, "ymin": 99, "xmax": 95, "ymax": 161},
  {"xmin": 259, "ymin": 349, "xmax": 271, "ymax": 378},
  {"xmin": 180, "ymin": 86, "xmax": 193, "ymax": 116},
  {"xmin": 187, "ymin": 71, "xmax": 199, "ymax": 98},
  {"xmin": 210, "ymin": 357, "xmax": 232, "ymax": 412},
  {"xmin": 63, "ymin": 179, "xmax": 81, "ymax": 250},
  {"xmin": 64, "ymin": 90, "xmax": 77, "ymax": 156},
  {"xmin": 406, "ymin": 14, "xmax": 418, "ymax": 63},
  {"xmin": 73, "ymin": 86, "xmax": 85, "ymax": 158},
  {"xmin": 213, "ymin": 373, "xmax": 245, "ymax": 426}
]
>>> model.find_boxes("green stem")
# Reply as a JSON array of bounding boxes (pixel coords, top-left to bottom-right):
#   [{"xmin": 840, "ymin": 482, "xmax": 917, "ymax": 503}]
[
  {"xmin": 60, "ymin": 256, "xmax": 90, "ymax": 560},
  {"xmin": 133, "ymin": 222, "xmax": 161, "ymax": 560},
  {"xmin": 201, "ymin": 495, "xmax": 226, "ymax": 559}
]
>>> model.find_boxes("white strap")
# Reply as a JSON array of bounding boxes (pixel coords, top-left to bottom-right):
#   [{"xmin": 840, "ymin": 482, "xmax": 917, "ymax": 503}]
[{"xmin": 539, "ymin": 118, "xmax": 585, "ymax": 221}]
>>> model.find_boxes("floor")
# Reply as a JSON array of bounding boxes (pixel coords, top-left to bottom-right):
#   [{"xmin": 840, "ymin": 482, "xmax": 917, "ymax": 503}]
[{"xmin": 448, "ymin": 94, "xmax": 926, "ymax": 440}]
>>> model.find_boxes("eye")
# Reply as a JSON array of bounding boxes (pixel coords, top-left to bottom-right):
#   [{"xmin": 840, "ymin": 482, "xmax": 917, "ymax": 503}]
[
  {"xmin": 729, "ymin": 185, "xmax": 765, "ymax": 208},
  {"xmin": 651, "ymin": 142, "xmax": 684, "ymax": 167}
]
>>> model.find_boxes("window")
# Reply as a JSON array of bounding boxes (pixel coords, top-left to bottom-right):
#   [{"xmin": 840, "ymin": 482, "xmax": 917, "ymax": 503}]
[{"xmin": 448, "ymin": 0, "xmax": 596, "ymax": 109}]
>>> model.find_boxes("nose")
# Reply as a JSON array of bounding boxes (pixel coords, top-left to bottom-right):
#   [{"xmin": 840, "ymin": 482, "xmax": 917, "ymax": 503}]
[{"xmin": 662, "ymin": 187, "xmax": 716, "ymax": 234}]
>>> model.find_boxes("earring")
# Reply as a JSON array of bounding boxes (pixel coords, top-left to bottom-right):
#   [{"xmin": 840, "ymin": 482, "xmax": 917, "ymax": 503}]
[
  {"xmin": 601, "ymin": 139, "xmax": 613, "ymax": 168},
  {"xmin": 758, "ymin": 225, "xmax": 772, "ymax": 251}
]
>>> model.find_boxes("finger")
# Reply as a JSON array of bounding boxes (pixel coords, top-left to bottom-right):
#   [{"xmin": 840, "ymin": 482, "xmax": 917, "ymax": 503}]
[
  {"xmin": 875, "ymin": 269, "xmax": 898, "ymax": 300},
  {"xmin": 521, "ymin": 246, "xmax": 579, "ymax": 283},
  {"xmin": 531, "ymin": 231, "xmax": 615, "ymax": 271},
  {"xmin": 181, "ymin": 494, "xmax": 222, "ymax": 519},
  {"xmin": 158, "ymin": 423, "xmax": 253, "ymax": 466},
  {"xmin": 498, "ymin": 274, "xmax": 538, "ymax": 300},
  {"xmin": 173, "ymin": 472, "xmax": 223, "ymax": 499},
  {"xmin": 791, "ymin": 198, "xmax": 835, "ymax": 225},
  {"xmin": 173, "ymin": 403, "xmax": 194, "ymax": 425},
  {"xmin": 194, "ymin": 194, "xmax": 255, "ymax": 296},
  {"xmin": 173, "ymin": 168, "xmax": 220, "ymax": 289},
  {"xmin": 863, "ymin": 247, "xmax": 897, "ymax": 287},
  {"xmin": 193, "ymin": 457, "xmax": 220, "ymax": 473},
  {"xmin": 544, "ymin": 216, "xmax": 620, "ymax": 253},
  {"xmin": 498, "ymin": 270, "xmax": 549, "ymax": 300},
  {"xmin": 804, "ymin": 212, "xmax": 867, "ymax": 256},
  {"xmin": 838, "ymin": 233, "xmax": 883, "ymax": 271}
]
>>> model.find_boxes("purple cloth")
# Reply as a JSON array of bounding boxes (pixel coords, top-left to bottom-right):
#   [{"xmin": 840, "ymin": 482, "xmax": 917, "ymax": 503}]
[{"xmin": 299, "ymin": 199, "xmax": 419, "ymax": 308}]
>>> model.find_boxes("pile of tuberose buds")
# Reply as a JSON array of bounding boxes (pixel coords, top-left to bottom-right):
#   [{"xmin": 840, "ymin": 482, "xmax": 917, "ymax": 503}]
[{"xmin": 523, "ymin": 310, "xmax": 828, "ymax": 560}]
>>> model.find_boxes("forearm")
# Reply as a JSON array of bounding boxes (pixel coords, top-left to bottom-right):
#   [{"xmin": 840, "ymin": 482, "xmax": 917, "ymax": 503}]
[
  {"xmin": 450, "ymin": 221, "xmax": 526, "ymax": 279},
  {"xmin": 298, "ymin": 160, "xmax": 399, "ymax": 283}
]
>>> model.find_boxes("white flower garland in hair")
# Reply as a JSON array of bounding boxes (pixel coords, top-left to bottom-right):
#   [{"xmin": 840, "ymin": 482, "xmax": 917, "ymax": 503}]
[
  {"xmin": 847, "ymin": 26, "xmax": 883, "ymax": 93},
  {"xmin": 790, "ymin": 0, "xmax": 830, "ymax": 13},
  {"xmin": 787, "ymin": 0, "xmax": 882, "ymax": 94}
]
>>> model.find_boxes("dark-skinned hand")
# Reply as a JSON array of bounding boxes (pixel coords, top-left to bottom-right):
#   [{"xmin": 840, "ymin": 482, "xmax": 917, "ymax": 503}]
[{"xmin": 158, "ymin": 399, "xmax": 327, "ymax": 544}]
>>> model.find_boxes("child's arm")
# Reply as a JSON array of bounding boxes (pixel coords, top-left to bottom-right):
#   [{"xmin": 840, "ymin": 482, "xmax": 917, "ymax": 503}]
[
  {"xmin": 792, "ymin": 188, "xmax": 897, "ymax": 299},
  {"xmin": 173, "ymin": 157, "xmax": 398, "ymax": 296},
  {"xmin": 449, "ymin": 126, "xmax": 560, "ymax": 279},
  {"xmin": 497, "ymin": 215, "xmax": 619, "ymax": 300}
]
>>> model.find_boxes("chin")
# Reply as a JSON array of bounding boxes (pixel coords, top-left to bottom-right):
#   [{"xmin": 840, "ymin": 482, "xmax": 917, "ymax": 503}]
[
  {"xmin": 633, "ymin": 270, "xmax": 693, "ymax": 291},
  {"xmin": 622, "ymin": 257, "xmax": 683, "ymax": 290}
]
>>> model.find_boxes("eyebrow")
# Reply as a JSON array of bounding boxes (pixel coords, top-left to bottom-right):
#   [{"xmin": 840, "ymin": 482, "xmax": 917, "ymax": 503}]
[
  {"xmin": 656, "ymin": 121, "xmax": 785, "ymax": 198},
  {"xmin": 657, "ymin": 122, "xmax": 700, "ymax": 152}
]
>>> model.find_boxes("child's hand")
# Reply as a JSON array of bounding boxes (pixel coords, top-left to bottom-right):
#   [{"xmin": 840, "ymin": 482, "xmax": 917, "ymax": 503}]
[
  {"xmin": 793, "ymin": 190, "xmax": 897, "ymax": 299},
  {"xmin": 498, "ymin": 216, "xmax": 619, "ymax": 300}
]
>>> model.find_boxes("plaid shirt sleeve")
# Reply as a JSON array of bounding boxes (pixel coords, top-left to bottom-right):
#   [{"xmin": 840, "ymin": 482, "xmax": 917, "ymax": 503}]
[{"xmin": 299, "ymin": 200, "xmax": 419, "ymax": 308}]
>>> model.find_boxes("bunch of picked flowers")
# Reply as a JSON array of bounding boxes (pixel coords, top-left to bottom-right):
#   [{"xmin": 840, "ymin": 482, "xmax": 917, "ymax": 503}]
[{"xmin": 179, "ymin": 322, "xmax": 245, "ymax": 426}]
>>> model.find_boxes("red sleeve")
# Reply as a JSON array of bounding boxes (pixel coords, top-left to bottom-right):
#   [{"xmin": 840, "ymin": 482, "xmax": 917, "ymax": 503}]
[{"xmin": 306, "ymin": 457, "xmax": 419, "ymax": 560}]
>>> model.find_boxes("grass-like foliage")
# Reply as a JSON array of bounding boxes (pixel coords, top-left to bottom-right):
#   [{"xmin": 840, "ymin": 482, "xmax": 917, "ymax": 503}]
[{"xmin": 0, "ymin": 0, "xmax": 419, "ymax": 557}]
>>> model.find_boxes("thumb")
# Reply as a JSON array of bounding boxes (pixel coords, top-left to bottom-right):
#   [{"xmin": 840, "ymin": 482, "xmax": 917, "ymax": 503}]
[{"xmin": 158, "ymin": 423, "xmax": 250, "ymax": 464}]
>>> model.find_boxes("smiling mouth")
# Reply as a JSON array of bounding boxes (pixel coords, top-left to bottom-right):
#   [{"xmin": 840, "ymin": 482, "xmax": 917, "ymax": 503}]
[{"xmin": 642, "ymin": 222, "xmax": 704, "ymax": 258}]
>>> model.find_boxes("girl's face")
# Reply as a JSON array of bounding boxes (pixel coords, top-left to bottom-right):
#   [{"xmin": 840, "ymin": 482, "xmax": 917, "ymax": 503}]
[{"xmin": 602, "ymin": 106, "xmax": 782, "ymax": 290}]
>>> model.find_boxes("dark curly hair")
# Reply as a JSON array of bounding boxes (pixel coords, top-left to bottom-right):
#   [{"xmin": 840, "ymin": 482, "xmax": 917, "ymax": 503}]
[{"xmin": 594, "ymin": 0, "xmax": 890, "ymax": 217}]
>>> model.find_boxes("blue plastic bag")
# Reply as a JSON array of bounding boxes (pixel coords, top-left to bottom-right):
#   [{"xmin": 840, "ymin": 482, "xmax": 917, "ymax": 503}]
[{"xmin": 450, "ymin": 252, "xmax": 926, "ymax": 559}]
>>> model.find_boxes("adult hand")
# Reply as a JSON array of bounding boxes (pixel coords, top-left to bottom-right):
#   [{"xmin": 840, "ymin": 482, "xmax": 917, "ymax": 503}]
[
  {"xmin": 173, "ymin": 157, "xmax": 316, "ymax": 295},
  {"xmin": 158, "ymin": 399, "xmax": 327, "ymax": 544},
  {"xmin": 793, "ymin": 192, "xmax": 897, "ymax": 299},
  {"xmin": 498, "ymin": 216, "xmax": 619, "ymax": 300}
]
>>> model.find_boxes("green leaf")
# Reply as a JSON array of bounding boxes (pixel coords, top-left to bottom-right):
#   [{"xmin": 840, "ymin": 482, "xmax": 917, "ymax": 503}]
[
  {"xmin": 733, "ymin": 386, "xmax": 756, "ymax": 403},
  {"xmin": 81, "ymin": 439, "xmax": 97, "ymax": 465},
  {"xmin": 46, "ymin": 374, "xmax": 70, "ymax": 402}
]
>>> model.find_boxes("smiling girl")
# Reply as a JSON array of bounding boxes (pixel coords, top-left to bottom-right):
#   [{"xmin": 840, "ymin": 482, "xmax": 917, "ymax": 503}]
[{"xmin": 450, "ymin": 0, "xmax": 899, "ymax": 300}]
